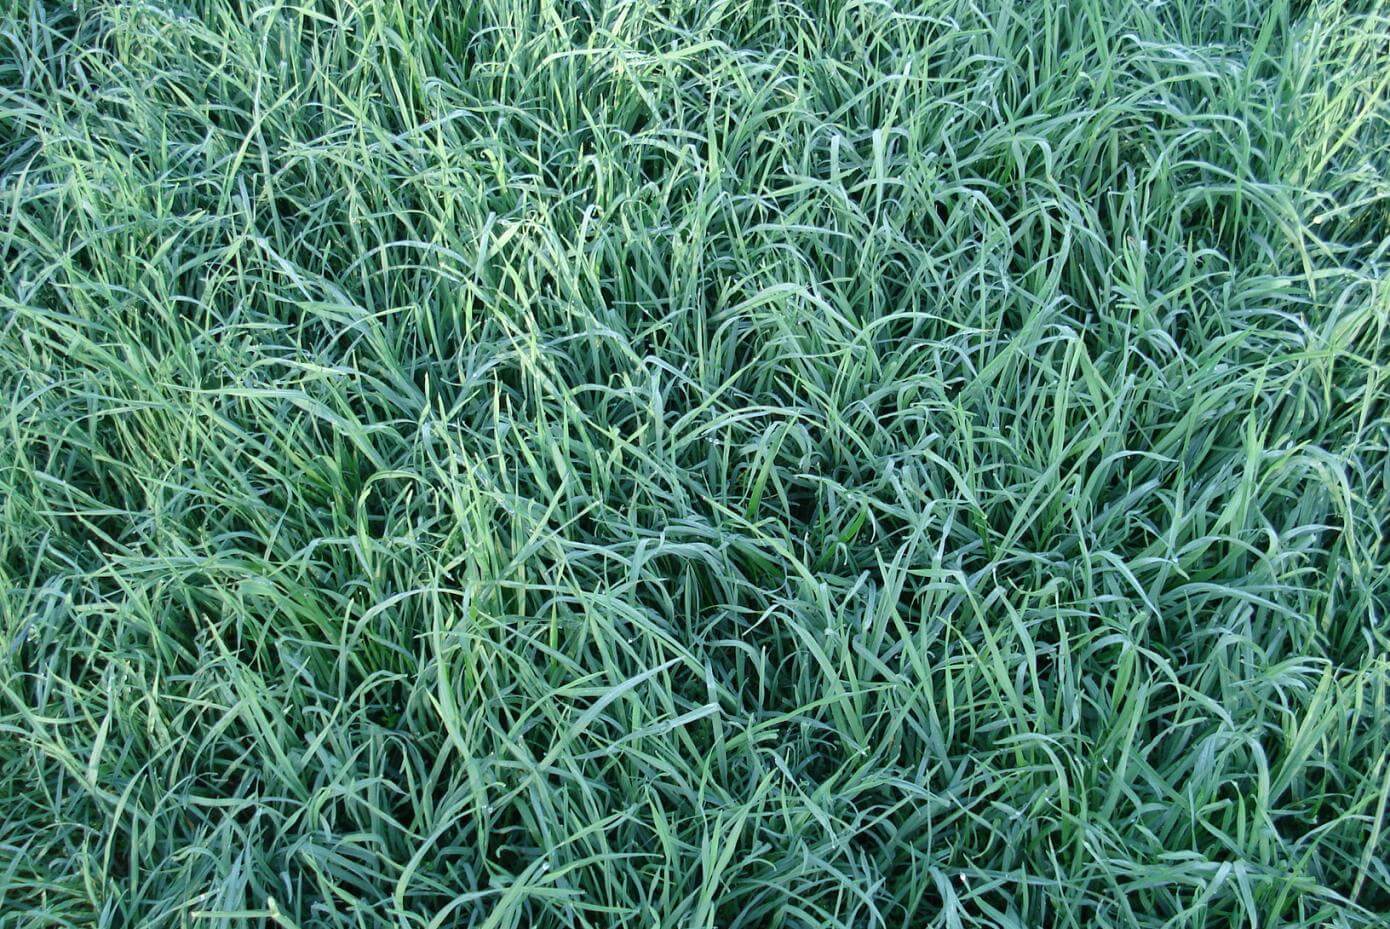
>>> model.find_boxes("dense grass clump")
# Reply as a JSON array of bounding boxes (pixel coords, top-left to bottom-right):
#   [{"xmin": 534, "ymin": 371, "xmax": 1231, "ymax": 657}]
[{"xmin": 2, "ymin": 0, "xmax": 1389, "ymax": 926}]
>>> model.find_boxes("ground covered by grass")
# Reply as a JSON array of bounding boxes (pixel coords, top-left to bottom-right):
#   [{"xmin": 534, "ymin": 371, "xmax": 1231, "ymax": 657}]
[{"xmin": 1, "ymin": 0, "xmax": 1389, "ymax": 926}]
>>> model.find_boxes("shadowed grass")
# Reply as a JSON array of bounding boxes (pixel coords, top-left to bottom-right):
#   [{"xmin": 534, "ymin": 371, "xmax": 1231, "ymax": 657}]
[{"xmin": 1, "ymin": 1, "xmax": 1388, "ymax": 927}]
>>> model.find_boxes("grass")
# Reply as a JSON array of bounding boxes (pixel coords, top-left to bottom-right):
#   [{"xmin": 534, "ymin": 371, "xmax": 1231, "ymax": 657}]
[{"xmin": 1, "ymin": 0, "xmax": 1388, "ymax": 926}]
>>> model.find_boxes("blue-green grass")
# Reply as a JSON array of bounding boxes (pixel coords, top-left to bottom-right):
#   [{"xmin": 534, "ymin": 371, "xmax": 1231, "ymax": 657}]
[{"xmin": 1, "ymin": 1, "xmax": 1388, "ymax": 927}]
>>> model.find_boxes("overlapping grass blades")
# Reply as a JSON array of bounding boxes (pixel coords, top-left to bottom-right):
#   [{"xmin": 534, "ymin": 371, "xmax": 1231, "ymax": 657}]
[{"xmin": 1, "ymin": 1, "xmax": 1387, "ymax": 926}]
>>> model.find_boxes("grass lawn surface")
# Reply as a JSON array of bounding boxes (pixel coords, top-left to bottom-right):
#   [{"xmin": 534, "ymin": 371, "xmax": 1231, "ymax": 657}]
[{"xmin": 1, "ymin": 1, "xmax": 1388, "ymax": 927}]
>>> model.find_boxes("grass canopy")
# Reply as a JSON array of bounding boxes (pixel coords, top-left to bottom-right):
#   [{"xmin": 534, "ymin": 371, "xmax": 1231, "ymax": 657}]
[{"xmin": 1, "ymin": 1, "xmax": 1388, "ymax": 927}]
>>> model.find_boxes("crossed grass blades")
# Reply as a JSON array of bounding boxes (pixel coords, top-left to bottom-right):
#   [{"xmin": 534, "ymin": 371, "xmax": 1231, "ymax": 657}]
[{"xmin": 1, "ymin": 0, "xmax": 1388, "ymax": 926}]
